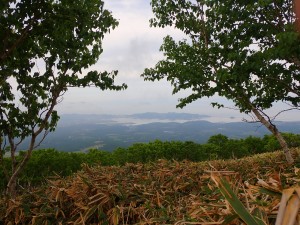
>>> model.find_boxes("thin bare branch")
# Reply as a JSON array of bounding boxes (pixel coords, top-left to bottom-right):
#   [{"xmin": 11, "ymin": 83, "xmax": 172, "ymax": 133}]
[
  {"xmin": 272, "ymin": 107, "xmax": 300, "ymax": 120},
  {"xmin": 34, "ymin": 130, "xmax": 49, "ymax": 149},
  {"xmin": 15, "ymin": 137, "xmax": 25, "ymax": 149}
]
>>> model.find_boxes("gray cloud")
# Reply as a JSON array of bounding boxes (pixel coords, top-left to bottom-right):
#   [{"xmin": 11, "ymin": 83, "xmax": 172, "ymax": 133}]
[{"xmin": 55, "ymin": 1, "xmax": 299, "ymax": 122}]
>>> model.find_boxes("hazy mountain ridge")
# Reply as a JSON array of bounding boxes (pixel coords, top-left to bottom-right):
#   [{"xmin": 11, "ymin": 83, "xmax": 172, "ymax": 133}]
[
  {"xmin": 57, "ymin": 112, "xmax": 210, "ymax": 126},
  {"xmin": 20, "ymin": 113, "xmax": 300, "ymax": 152},
  {"xmin": 128, "ymin": 112, "xmax": 209, "ymax": 120}
]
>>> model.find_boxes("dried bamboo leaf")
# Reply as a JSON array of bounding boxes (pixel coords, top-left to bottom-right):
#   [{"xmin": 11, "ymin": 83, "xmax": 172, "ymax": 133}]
[
  {"xmin": 2, "ymin": 149, "xmax": 300, "ymax": 224},
  {"xmin": 83, "ymin": 205, "xmax": 98, "ymax": 223},
  {"xmin": 275, "ymin": 188, "xmax": 296, "ymax": 225},
  {"xmin": 281, "ymin": 194, "xmax": 300, "ymax": 225},
  {"xmin": 108, "ymin": 207, "xmax": 120, "ymax": 225}
]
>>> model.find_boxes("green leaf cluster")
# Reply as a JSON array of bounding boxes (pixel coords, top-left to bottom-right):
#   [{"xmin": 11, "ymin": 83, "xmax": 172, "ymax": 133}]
[
  {"xmin": 0, "ymin": 0, "xmax": 127, "ymax": 195},
  {"xmin": 143, "ymin": 0, "xmax": 300, "ymax": 112},
  {"xmin": 0, "ymin": 0, "xmax": 126, "ymax": 141}
]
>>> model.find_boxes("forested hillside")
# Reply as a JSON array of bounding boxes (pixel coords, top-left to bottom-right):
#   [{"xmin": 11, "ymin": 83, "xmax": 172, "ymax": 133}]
[{"xmin": 17, "ymin": 114, "xmax": 300, "ymax": 151}]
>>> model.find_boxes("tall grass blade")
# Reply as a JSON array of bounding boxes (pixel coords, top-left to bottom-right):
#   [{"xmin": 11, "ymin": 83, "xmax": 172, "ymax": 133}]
[{"xmin": 211, "ymin": 174, "xmax": 266, "ymax": 225}]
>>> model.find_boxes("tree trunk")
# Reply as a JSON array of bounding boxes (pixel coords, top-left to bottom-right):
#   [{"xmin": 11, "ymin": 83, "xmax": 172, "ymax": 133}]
[
  {"xmin": 6, "ymin": 136, "xmax": 36, "ymax": 198},
  {"xmin": 251, "ymin": 107, "xmax": 294, "ymax": 164},
  {"xmin": 6, "ymin": 178, "xmax": 17, "ymax": 198},
  {"xmin": 5, "ymin": 94, "xmax": 57, "ymax": 198}
]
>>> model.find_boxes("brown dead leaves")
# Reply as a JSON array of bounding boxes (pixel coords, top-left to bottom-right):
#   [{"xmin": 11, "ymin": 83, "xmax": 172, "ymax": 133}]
[{"xmin": 1, "ymin": 149, "xmax": 300, "ymax": 224}]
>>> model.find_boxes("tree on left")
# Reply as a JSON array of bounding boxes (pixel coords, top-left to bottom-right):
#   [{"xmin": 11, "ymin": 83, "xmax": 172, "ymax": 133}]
[{"xmin": 0, "ymin": 0, "xmax": 126, "ymax": 197}]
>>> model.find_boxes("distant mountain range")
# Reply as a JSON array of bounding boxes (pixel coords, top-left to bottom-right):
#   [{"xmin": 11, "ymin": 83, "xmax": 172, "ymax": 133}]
[
  {"xmin": 19, "ymin": 112, "xmax": 300, "ymax": 152},
  {"xmin": 126, "ymin": 112, "xmax": 209, "ymax": 120}
]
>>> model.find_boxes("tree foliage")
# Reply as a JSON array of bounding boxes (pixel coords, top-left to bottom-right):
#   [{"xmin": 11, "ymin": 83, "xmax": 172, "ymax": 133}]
[
  {"xmin": 142, "ymin": 0, "xmax": 300, "ymax": 163},
  {"xmin": 0, "ymin": 0, "xmax": 126, "ymax": 196}
]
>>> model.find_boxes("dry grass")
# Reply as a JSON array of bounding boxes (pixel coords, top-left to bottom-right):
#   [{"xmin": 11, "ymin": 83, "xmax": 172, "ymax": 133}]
[{"xmin": 1, "ymin": 148, "xmax": 300, "ymax": 224}]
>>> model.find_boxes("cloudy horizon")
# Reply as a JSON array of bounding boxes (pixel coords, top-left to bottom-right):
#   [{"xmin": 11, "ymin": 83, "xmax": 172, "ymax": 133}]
[{"xmin": 55, "ymin": 0, "xmax": 299, "ymax": 123}]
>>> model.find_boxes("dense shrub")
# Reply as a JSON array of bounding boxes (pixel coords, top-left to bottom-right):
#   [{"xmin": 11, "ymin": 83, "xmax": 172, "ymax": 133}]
[
  {"xmin": 1, "ymin": 133, "xmax": 299, "ymax": 192},
  {"xmin": 243, "ymin": 136, "xmax": 265, "ymax": 154}
]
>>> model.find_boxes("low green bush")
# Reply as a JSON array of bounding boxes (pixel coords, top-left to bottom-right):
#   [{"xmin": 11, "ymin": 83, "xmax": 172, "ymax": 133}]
[{"xmin": 1, "ymin": 133, "xmax": 299, "ymax": 192}]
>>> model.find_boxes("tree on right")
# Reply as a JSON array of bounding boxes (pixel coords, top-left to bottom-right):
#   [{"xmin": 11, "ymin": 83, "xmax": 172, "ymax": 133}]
[{"xmin": 142, "ymin": 0, "xmax": 300, "ymax": 164}]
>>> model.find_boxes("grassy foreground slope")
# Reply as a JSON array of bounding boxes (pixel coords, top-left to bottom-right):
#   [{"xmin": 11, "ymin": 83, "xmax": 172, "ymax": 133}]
[{"xmin": 1, "ymin": 148, "xmax": 300, "ymax": 224}]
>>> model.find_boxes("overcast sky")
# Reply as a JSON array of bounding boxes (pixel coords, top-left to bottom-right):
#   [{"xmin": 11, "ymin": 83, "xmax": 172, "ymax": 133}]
[{"xmin": 55, "ymin": 0, "xmax": 299, "ymax": 122}]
